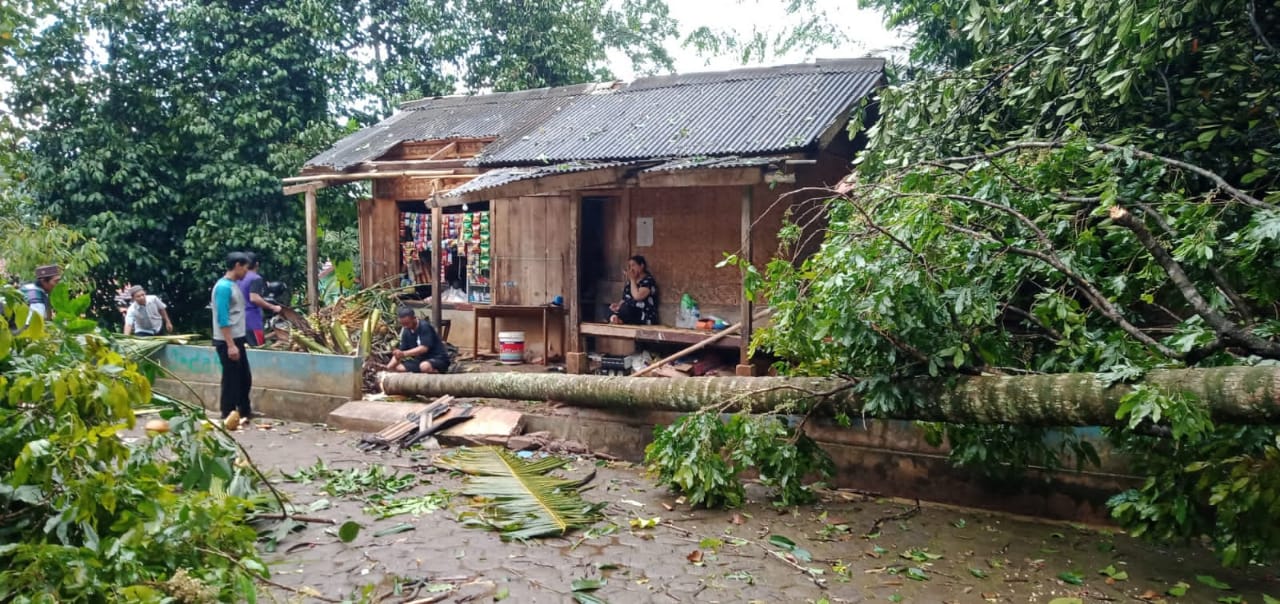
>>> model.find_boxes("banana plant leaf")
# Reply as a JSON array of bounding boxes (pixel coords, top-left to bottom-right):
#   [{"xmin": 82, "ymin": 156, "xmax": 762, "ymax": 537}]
[{"xmin": 437, "ymin": 447, "xmax": 603, "ymax": 541}]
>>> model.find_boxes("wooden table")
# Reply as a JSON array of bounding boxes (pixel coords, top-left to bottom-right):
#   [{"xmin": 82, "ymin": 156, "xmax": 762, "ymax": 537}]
[{"xmin": 472, "ymin": 304, "xmax": 566, "ymax": 365}]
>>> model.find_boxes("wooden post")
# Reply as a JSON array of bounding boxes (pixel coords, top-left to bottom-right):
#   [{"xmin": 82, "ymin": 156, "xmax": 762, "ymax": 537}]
[
  {"xmin": 566, "ymin": 192, "xmax": 587, "ymax": 373},
  {"xmin": 304, "ymin": 186, "xmax": 319, "ymax": 314},
  {"xmin": 430, "ymin": 201, "xmax": 443, "ymax": 332},
  {"xmin": 737, "ymin": 185, "xmax": 754, "ymax": 376}
]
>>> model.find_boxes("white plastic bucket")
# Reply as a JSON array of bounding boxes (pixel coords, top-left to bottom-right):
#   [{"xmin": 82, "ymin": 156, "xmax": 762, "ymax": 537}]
[{"xmin": 498, "ymin": 331, "xmax": 525, "ymax": 364}]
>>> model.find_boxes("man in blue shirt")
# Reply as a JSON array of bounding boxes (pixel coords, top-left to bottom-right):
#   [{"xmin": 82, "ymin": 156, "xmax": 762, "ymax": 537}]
[{"xmin": 212, "ymin": 252, "xmax": 252, "ymax": 425}]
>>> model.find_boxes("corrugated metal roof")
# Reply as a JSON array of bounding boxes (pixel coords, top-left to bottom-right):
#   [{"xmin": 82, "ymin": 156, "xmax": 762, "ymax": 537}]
[
  {"xmin": 305, "ymin": 83, "xmax": 603, "ymax": 171},
  {"xmin": 641, "ymin": 155, "xmax": 788, "ymax": 172},
  {"xmin": 473, "ymin": 59, "xmax": 883, "ymax": 166},
  {"xmin": 302, "ymin": 58, "xmax": 883, "ymax": 172},
  {"xmin": 441, "ymin": 161, "xmax": 635, "ymax": 199}
]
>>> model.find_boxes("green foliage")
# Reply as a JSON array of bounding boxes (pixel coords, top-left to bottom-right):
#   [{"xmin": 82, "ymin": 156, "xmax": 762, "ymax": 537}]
[
  {"xmin": 437, "ymin": 446, "xmax": 605, "ymax": 541},
  {"xmin": 751, "ymin": 0, "xmax": 1280, "ymax": 565},
  {"xmin": 0, "ymin": 284, "xmax": 265, "ymax": 600},
  {"xmin": 3, "ymin": 0, "xmax": 679, "ymax": 330},
  {"xmin": 644, "ymin": 412, "xmax": 834, "ymax": 508}
]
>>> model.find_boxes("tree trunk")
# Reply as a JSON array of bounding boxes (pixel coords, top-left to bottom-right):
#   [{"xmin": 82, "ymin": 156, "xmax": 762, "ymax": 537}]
[{"xmin": 380, "ymin": 367, "xmax": 1280, "ymax": 426}]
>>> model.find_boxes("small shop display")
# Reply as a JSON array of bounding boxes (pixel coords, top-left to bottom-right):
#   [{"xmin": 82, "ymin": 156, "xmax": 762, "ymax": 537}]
[{"xmin": 399, "ymin": 208, "xmax": 491, "ymax": 303}]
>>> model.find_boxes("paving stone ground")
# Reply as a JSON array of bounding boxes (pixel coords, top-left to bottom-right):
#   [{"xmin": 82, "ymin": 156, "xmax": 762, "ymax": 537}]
[{"xmin": 230, "ymin": 419, "xmax": 1277, "ymax": 603}]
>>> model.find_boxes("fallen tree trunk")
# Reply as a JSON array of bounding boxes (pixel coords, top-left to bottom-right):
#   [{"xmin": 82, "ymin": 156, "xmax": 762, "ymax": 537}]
[{"xmin": 381, "ymin": 367, "xmax": 1280, "ymax": 426}]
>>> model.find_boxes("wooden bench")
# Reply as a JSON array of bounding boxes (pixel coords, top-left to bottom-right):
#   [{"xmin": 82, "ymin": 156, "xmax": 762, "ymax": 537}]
[{"xmin": 580, "ymin": 322, "xmax": 742, "ymax": 349}]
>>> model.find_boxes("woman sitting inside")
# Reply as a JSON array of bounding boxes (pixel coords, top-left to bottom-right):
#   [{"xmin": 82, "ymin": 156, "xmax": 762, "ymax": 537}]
[{"xmin": 609, "ymin": 255, "xmax": 659, "ymax": 325}]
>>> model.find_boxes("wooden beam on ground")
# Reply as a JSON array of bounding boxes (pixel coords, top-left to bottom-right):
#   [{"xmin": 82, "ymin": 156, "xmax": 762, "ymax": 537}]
[
  {"xmin": 738, "ymin": 184, "xmax": 754, "ymax": 374},
  {"xmin": 637, "ymin": 166, "xmax": 763, "ymax": 188},
  {"xmin": 282, "ymin": 181, "xmax": 327, "ymax": 196},
  {"xmin": 447, "ymin": 166, "xmax": 628, "ymax": 205},
  {"xmin": 633, "ymin": 308, "xmax": 772, "ymax": 377},
  {"xmin": 304, "ymin": 187, "xmax": 319, "ymax": 314}
]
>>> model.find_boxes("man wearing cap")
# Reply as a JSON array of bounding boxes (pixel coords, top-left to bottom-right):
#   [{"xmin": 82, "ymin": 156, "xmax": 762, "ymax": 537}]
[
  {"xmin": 123, "ymin": 286, "xmax": 174, "ymax": 336},
  {"xmin": 19, "ymin": 264, "xmax": 61, "ymax": 322},
  {"xmin": 212, "ymin": 252, "xmax": 253, "ymax": 424}
]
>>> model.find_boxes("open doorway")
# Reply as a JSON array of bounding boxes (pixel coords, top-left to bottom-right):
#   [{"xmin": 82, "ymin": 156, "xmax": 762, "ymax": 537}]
[{"xmin": 580, "ymin": 196, "xmax": 614, "ymax": 322}]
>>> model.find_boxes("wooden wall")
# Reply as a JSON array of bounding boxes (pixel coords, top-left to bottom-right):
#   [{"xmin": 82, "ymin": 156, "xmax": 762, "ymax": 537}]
[
  {"xmin": 483, "ymin": 195, "xmax": 574, "ymax": 361},
  {"xmin": 357, "ymin": 198, "xmax": 402, "ymax": 287}
]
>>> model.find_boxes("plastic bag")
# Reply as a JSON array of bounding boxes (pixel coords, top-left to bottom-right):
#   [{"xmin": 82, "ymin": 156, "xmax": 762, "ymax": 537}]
[{"xmin": 676, "ymin": 293, "xmax": 700, "ymax": 329}]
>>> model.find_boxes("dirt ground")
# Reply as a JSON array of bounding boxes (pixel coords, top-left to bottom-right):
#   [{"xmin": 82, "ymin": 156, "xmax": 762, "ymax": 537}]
[{"xmin": 227, "ymin": 418, "xmax": 1278, "ymax": 604}]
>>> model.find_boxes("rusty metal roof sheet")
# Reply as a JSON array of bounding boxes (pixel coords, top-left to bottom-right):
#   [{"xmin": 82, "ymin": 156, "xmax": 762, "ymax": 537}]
[
  {"xmin": 305, "ymin": 83, "xmax": 603, "ymax": 171},
  {"xmin": 472, "ymin": 58, "xmax": 883, "ymax": 166}
]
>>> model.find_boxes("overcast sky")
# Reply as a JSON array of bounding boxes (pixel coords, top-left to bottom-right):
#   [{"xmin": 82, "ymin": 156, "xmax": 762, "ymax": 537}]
[{"xmin": 610, "ymin": 0, "xmax": 906, "ymax": 78}]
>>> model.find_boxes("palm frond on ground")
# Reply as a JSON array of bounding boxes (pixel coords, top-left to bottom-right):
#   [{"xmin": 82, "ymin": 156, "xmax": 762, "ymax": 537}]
[{"xmin": 437, "ymin": 446, "xmax": 603, "ymax": 541}]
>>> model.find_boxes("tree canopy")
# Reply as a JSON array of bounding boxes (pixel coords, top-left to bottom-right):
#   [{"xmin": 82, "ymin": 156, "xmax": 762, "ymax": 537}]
[
  {"xmin": 752, "ymin": 0, "xmax": 1280, "ymax": 565},
  {"xmin": 1, "ymin": 0, "xmax": 679, "ymax": 326}
]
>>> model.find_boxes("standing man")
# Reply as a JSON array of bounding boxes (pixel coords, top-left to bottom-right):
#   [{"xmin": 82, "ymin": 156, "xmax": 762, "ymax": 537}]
[
  {"xmin": 386, "ymin": 307, "xmax": 451, "ymax": 374},
  {"xmin": 212, "ymin": 252, "xmax": 253, "ymax": 426},
  {"xmin": 239, "ymin": 253, "xmax": 282, "ymax": 346},
  {"xmin": 19, "ymin": 264, "xmax": 61, "ymax": 322},
  {"xmin": 123, "ymin": 286, "xmax": 174, "ymax": 336}
]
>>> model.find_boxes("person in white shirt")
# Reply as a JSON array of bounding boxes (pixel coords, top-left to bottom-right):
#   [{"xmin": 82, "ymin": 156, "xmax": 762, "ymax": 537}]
[{"xmin": 124, "ymin": 286, "xmax": 174, "ymax": 336}]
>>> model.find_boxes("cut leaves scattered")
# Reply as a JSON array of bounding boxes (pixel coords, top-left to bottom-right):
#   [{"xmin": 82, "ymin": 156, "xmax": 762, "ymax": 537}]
[{"xmin": 438, "ymin": 447, "xmax": 604, "ymax": 540}]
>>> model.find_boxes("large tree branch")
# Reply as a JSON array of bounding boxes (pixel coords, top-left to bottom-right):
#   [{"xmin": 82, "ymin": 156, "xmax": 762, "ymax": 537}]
[
  {"xmin": 1109, "ymin": 205, "xmax": 1280, "ymax": 359},
  {"xmin": 1132, "ymin": 200, "xmax": 1254, "ymax": 323},
  {"xmin": 936, "ymin": 141, "xmax": 1276, "ymax": 211},
  {"xmin": 945, "ymin": 222, "xmax": 1182, "ymax": 359}
]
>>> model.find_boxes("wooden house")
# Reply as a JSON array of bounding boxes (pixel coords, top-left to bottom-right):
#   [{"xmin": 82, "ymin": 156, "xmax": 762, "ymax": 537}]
[{"xmin": 289, "ymin": 59, "xmax": 884, "ymax": 374}]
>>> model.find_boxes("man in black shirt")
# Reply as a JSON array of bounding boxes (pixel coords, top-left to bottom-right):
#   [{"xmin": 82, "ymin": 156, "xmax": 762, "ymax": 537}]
[{"xmin": 386, "ymin": 306, "xmax": 450, "ymax": 374}]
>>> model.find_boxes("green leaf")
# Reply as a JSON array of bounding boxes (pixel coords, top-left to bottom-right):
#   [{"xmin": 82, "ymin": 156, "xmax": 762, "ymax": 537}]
[
  {"xmin": 572, "ymin": 578, "xmax": 606, "ymax": 591},
  {"xmin": 905, "ymin": 567, "xmax": 928, "ymax": 581},
  {"xmin": 437, "ymin": 447, "xmax": 601, "ymax": 540},
  {"xmin": 968, "ymin": 567, "xmax": 988, "ymax": 578},
  {"xmin": 1261, "ymin": 595, "xmax": 1279, "ymax": 604},
  {"xmin": 1058, "ymin": 571, "xmax": 1085, "ymax": 585},
  {"xmin": 338, "ymin": 521, "xmax": 360, "ymax": 543},
  {"xmin": 1168, "ymin": 581, "xmax": 1190, "ymax": 596},
  {"xmin": 572, "ymin": 594, "xmax": 608, "ymax": 604},
  {"xmin": 495, "ymin": 586, "xmax": 510, "ymax": 601},
  {"xmin": 768, "ymin": 535, "xmax": 797, "ymax": 549},
  {"xmin": 1196, "ymin": 575, "xmax": 1231, "ymax": 590}
]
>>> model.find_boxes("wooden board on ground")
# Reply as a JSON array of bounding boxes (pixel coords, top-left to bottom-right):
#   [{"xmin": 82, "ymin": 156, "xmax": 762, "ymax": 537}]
[
  {"xmin": 328, "ymin": 400, "xmax": 433, "ymax": 433},
  {"xmin": 436, "ymin": 406, "xmax": 525, "ymax": 445}
]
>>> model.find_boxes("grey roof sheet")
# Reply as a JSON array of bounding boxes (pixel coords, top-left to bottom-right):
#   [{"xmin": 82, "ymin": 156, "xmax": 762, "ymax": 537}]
[
  {"xmin": 305, "ymin": 83, "xmax": 601, "ymax": 171},
  {"xmin": 441, "ymin": 161, "xmax": 635, "ymax": 199},
  {"xmin": 473, "ymin": 58, "xmax": 883, "ymax": 166},
  {"xmin": 303, "ymin": 58, "xmax": 883, "ymax": 172},
  {"xmin": 640, "ymin": 155, "xmax": 788, "ymax": 172}
]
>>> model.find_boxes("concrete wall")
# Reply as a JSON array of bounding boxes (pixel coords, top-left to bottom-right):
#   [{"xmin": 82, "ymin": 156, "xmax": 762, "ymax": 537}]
[
  {"xmin": 523, "ymin": 407, "xmax": 1136, "ymax": 523},
  {"xmin": 153, "ymin": 344, "xmax": 361, "ymax": 423}
]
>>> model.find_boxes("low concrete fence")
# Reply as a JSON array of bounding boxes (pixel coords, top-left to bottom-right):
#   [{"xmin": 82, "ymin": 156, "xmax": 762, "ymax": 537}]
[
  {"xmin": 153, "ymin": 344, "xmax": 360, "ymax": 423},
  {"xmin": 523, "ymin": 407, "xmax": 1135, "ymax": 523}
]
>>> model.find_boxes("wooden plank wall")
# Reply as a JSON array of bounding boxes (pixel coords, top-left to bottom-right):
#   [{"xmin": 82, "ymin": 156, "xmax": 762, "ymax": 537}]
[
  {"xmin": 359, "ymin": 198, "xmax": 403, "ymax": 287},
  {"xmin": 484, "ymin": 195, "xmax": 572, "ymax": 361}
]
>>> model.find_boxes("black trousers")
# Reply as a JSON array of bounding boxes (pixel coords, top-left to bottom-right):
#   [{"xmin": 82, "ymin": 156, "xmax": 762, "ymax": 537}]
[{"xmin": 214, "ymin": 337, "xmax": 252, "ymax": 419}]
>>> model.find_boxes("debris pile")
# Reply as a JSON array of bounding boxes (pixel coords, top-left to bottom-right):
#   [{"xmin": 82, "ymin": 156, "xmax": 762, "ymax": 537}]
[{"xmin": 356, "ymin": 396, "xmax": 474, "ymax": 452}]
